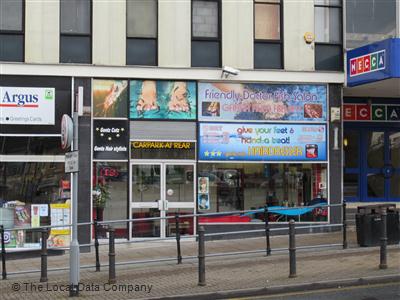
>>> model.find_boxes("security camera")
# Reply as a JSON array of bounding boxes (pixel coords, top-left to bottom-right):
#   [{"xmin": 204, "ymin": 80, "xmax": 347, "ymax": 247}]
[{"xmin": 221, "ymin": 66, "xmax": 240, "ymax": 78}]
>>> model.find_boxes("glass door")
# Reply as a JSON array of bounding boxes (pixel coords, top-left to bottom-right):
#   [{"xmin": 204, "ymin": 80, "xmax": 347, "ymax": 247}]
[
  {"xmin": 131, "ymin": 164, "xmax": 162, "ymax": 238},
  {"xmin": 131, "ymin": 163, "xmax": 195, "ymax": 238}
]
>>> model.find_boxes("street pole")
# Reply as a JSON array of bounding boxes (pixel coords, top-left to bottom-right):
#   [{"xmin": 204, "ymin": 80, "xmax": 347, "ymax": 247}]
[{"xmin": 69, "ymin": 111, "xmax": 80, "ymax": 296}]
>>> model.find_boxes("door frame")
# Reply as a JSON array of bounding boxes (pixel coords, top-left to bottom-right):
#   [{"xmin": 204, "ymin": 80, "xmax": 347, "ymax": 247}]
[
  {"xmin": 344, "ymin": 123, "xmax": 400, "ymax": 202},
  {"xmin": 129, "ymin": 160, "xmax": 197, "ymax": 239}
]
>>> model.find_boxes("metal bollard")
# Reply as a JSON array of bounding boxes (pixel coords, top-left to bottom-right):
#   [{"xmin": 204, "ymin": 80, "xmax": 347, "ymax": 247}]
[
  {"xmin": 288, "ymin": 219, "xmax": 297, "ymax": 278},
  {"xmin": 40, "ymin": 229, "xmax": 49, "ymax": 282},
  {"xmin": 94, "ymin": 221, "xmax": 100, "ymax": 272},
  {"xmin": 379, "ymin": 207, "xmax": 388, "ymax": 270},
  {"xmin": 342, "ymin": 200, "xmax": 348, "ymax": 249},
  {"xmin": 108, "ymin": 227, "xmax": 116, "ymax": 284},
  {"xmin": 264, "ymin": 206, "xmax": 271, "ymax": 256},
  {"xmin": 175, "ymin": 213, "xmax": 182, "ymax": 264},
  {"xmin": 198, "ymin": 226, "xmax": 206, "ymax": 286},
  {"xmin": 0, "ymin": 225, "xmax": 6, "ymax": 280}
]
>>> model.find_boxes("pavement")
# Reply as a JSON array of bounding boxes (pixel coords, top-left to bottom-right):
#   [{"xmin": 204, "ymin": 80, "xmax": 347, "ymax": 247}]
[{"xmin": 0, "ymin": 227, "xmax": 399, "ymax": 299}]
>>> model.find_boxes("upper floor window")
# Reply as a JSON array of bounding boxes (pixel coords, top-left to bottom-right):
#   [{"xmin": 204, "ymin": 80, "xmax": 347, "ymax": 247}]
[
  {"xmin": 254, "ymin": 0, "xmax": 282, "ymax": 69},
  {"xmin": 314, "ymin": 0, "xmax": 343, "ymax": 71},
  {"xmin": 60, "ymin": 0, "xmax": 91, "ymax": 64},
  {"xmin": 126, "ymin": 0, "xmax": 157, "ymax": 66},
  {"xmin": 0, "ymin": 0, "xmax": 24, "ymax": 62},
  {"xmin": 191, "ymin": 0, "xmax": 220, "ymax": 67}
]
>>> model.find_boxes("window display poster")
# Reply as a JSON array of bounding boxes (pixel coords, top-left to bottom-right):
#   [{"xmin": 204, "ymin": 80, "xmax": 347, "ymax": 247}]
[
  {"xmin": 31, "ymin": 205, "xmax": 40, "ymax": 227},
  {"xmin": 14, "ymin": 206, "xmax": 31, "ymax": 227},
  {"xmin": 93, "ymin": 119, "xmax": 129, "ymax": 160},
  {"xmin": 198, "ymin": 194, "xmax": 210, "ymax": 210},
  {"xmin": 50, "ymin": 203, "xmax": 70, "ymax": 235},
  {"xmin": 39, "ymin": 204, "xmax": 48, "ymax": 217},
  {"xmin": 130, "ymin": 80, "xmax": 197, "ymax": 119},
  {"xmin": 198, "ymin": 83, "xmax": 327, "ymax": 122},
  {"xmin": 198, "ymin": 177, "xmax": 209, "ymax": 194},
  {"xmin": 47, "ymin": 233, "xmax": 70, "ymax": 248},
  {"xmin": 0, "ymin": 86, "xmax": 55, "ymax": 125},
  {"xmin": 199, "ymin": 123, "xmax": 327, "ymax": 161},
  {"xmin": 93, "ymin": 79, "xmax": 128, "ymax": 118},
  {"xmin": 3, "ymin": 231, "xmax": 16, "ymax": 248}
]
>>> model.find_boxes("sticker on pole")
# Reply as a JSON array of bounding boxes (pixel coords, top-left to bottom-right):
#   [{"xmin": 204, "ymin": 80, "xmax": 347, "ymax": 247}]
[{"xmin": 65, "ymin": 151, "xmax": 79, "ymax": 173}]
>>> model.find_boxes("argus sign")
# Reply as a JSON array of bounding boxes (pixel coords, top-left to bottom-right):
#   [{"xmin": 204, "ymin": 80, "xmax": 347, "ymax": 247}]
[
  {"xmin": 0, "ymin": 86, "xmax": 55, "ymax": 125},
  {"xmin": 199, "ymin": 123, "xmax": 327, "ymax": 161}
]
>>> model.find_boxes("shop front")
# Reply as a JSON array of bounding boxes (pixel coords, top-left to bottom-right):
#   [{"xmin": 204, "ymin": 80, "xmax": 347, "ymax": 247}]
[
  {"xmin": 0, "ymin": 76, "xmax": 72, "ymax": 249},
  {"xmin": 344, "ymin": 38, "xmax": 400, "ymax": 203},
  {"xmin": 197, "ymin": 82, "xmax": 330, "ymax": 227}
]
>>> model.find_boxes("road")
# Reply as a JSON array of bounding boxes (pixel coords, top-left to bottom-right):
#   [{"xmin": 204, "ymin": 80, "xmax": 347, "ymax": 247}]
[{"xmin": 228, "ymin": 282, "xmax": 400, "ymax": 300}]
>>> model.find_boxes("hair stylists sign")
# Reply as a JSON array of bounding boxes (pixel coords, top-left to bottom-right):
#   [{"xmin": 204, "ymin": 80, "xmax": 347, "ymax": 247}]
[
  {"xmin": 198, "ymin": 83, "xmax": 327, "ymax": 122},
  {"xmin": 0, "ymin": 87, "xmax": 55, "ymax": 125}
]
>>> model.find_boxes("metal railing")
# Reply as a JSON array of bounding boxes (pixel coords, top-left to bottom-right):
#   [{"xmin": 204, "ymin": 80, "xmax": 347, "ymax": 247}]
[{"xmin": 1, "ymin": 202, "xmax": 390, "ymax": 286}]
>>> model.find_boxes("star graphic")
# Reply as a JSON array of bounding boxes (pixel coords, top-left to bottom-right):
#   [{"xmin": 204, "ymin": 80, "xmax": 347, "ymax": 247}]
[
  {"xmin": 108, "ymin": 137, "xmax": 112, "ymax": 141},
  {"xmin": 96, "ymin": 127, "xmax": 99, "ymax": 131},
  {"xmin": 217, "ymin": 151, "xmax": 222, "ymax": 156},
  {"xmin": 211, "ymin": 151, "xmax": 216, "ymax": 156},
  {"xmin": 204, "ymin": 151, "xmax": 210, "ymax": 157}
]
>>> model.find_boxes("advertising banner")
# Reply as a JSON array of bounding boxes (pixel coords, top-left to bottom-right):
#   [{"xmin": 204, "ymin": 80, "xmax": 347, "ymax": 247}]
[
  {"xmin": 93, "ymin": 119, "xmax": 129, "ymax": 160},
  {"xmin": 199, "ymin": 123, "xmax": 327, "ymax": 161},
  {"xmin": 130, "ymin": 80, "xmax": 197, "ymax": 119},
  {"xmin": 0, "ymin": 87, "xmax": 55, "ymax": 125},
  {"xmin": 198, "ymin": 83, "xmax": 327, "ymax": 122},
  {"xmin": 93, "ymin": 79, "xmax": 128, "ymax": 118}
]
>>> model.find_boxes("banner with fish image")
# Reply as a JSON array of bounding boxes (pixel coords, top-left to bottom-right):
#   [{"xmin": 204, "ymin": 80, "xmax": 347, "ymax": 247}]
[
  {"xmin": 198, "ymin": 83, "xmax": 327, "ymax": 122},
  {"xmin": 93, "ymin": 79, "xmax": 128, "ymax": 118},
  {"xmin": 130, "ymin": 80, "xmax": 197, "ymax": 119}
]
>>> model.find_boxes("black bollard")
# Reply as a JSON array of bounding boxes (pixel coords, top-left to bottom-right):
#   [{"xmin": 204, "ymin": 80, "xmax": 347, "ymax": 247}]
[
  {"xmin": 40, "ymin": 229, "xmax": 48, "ymax": 282},
  {"xmin": 288, "ymin": 219, "xmax": 297, "ymax": 278},
  {"xmin": 108, "ymin": 227, "xmax": 116, "ymax": 284},
  {"xmin": 198, "ymin": 226, "xmax": 206, "ymax": 286},
  {"xmin": 0, "ymin": 225, "xmax": 6, "ymax": 280},
  {"xmin": 379, "ymin": 207, "xmax": 388, "ymax": 270},
  {"xmin": 94, "ymin": 221, "xmax": 100, "ymax": 272},
  {"xmin": 342, "ymin": 201, "xmax": 348, "ymax": 249},
  {"xmin": 175, "ymin": 213, "xmax": 182, "ymax": 264},
  {"xmin": 264, "ymin": 206, "xmax": 271, "ymax": 256}
]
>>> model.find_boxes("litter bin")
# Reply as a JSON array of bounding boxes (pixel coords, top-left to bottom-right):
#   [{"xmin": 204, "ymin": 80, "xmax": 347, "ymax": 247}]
[{"xmin": 355, "ymin": 204, "xmax": 400, "ymax": 247}]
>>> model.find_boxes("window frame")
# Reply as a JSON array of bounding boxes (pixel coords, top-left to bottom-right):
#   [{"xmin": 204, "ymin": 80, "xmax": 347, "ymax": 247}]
[
  {"xmin": 314, "ymin": 0, "xmax": 343, "ymax": 71},
  {"xmin": 0, "ymin": 0, "xmax": 25, "ymax": 62},
  {"xmin": 253, "ymin": 0, "xmax": 283, "ymax": 69},
  {"xmin": 59, "ymin": 0, "xmax": 92, "ymax": 64},
  {"xmin": 191, "ymin": 0, "xmax": 222, "ymax": 68},
  {"xmin": 126, "ymin": 0, "xmax": 158, "ymax": 66}
]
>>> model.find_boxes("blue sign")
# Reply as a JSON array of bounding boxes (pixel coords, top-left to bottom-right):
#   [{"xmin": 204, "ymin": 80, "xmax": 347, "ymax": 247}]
[
  {"xmin": 347, "ymin": 38, "xmax": 400, "ymax": 87},
  {"xmin": 199, "ymin": 123, "xmax": 327, "ymax": 161}
]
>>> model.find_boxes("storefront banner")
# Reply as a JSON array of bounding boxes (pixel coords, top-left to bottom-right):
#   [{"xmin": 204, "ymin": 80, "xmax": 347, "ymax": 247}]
[
  {"xmin": 199, "ymin": 123, "xmax": 327, "ymax": 161},
  {"xmin": 93, "ymin": 119, "xmax": 129, "ymax": 160},
  {"xmin": 343, "ymin": 104, "xmax": 400, "ymax": 121},
  {"xmin": 347, "ymin": 38, "xmax": 400, "ymax": 87},
  {"xmin": 93, "ymin": 79, "xmax": 128, "ymax": 118},
  {"xmin": 0, "ymin": 87, "xmax": 55, "ymax": 125},
  {"xmin": 130, "ymin": 80, "xmax": 197, "ymax": 120},
  {"xmin": 198, "ymin": 83, "xmax": 327, "ymax": 122}
]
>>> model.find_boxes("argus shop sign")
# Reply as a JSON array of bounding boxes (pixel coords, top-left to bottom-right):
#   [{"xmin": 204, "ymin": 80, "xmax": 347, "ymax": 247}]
[{"xmin": 0, "ymin": 87, "xmax": 55, "ymax": 125}]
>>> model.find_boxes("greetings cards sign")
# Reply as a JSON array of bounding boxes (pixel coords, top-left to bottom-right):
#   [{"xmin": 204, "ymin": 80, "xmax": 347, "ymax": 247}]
[
  {"xmin": 130, "ymin": 80, "xmax": 197, "ymax": 119},
  {"xmin": 199, "ymin": 123, "xmax": 327, "ymax": 161},
  {"xmin": 0, "ymin": 86, "xmax": 55, "ymax": 125},
  {"xmin": 198, "ymin": 83, "xmax": 327, "ymax": 122}
]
